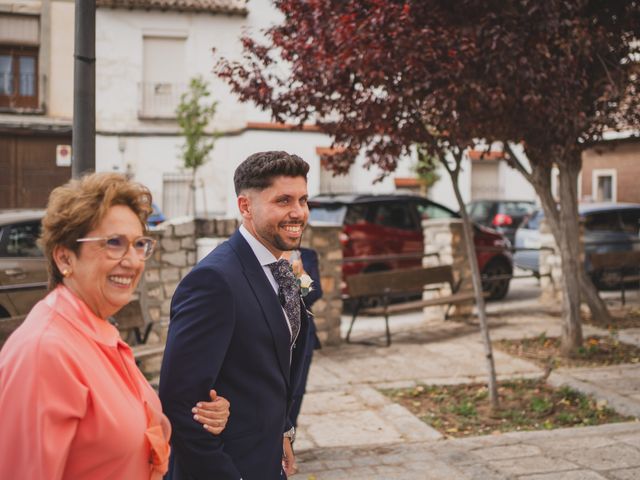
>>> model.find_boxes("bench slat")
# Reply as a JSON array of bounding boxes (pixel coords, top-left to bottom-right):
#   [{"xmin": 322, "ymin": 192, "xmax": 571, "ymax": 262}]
[
  {"xmin": 360, "ymin": 291, "xmax": 476, "ymax": 316},
  {"xmin": 346, "ymin": 265, "xmax": 454, "ymax": 298}
]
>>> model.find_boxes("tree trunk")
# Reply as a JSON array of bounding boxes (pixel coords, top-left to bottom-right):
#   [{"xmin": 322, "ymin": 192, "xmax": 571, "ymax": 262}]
[
  {"xmin": 555, "ymin": 160, "xmax": 583, "ymax": 355},
  {"xmin": 504, "ymin": 143, "xmax": 611, "ymax": 353},
  {"xmin": 444, "ymin": 151, "xmax": 499, "ymax": 410}
]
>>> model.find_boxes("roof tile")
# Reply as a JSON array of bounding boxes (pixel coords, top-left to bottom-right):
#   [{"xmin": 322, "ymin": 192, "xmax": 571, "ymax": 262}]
[{"xmin": 96, "ymin": 0, "xmax": 248, "ymax": 15}]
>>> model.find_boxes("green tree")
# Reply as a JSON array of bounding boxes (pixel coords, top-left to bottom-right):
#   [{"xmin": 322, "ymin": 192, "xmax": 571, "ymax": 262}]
[{"xmin": 176, "ymin": 76, "xmax": 218, "ymax": 216}]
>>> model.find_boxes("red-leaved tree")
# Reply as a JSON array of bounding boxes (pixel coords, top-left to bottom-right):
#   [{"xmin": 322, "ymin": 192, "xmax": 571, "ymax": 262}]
[{"xmin": 216, "ymin": 0, "xmax": 640, "ymax": 356}]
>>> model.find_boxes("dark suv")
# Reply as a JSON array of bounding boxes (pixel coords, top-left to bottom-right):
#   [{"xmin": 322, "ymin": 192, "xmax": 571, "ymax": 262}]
[
  {"xmin": 467, "ymin": 199, "xmax": 536, "ymax": 244},
  {"xmin": 308, "ymin": 193, "xmax": 513, "ymax": 300},
  {"xmin": 0, "ymin": 210, "xmax": 48, "ymax": 319}
]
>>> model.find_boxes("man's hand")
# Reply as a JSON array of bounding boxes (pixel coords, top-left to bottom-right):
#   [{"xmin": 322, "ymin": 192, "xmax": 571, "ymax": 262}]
[
  {"xmin": 282, "ymin": 437, "xmax": 298, "ymax": 476},
  {"xmin": 192, "ymin": 389, "xmax": 230, "ymax": 435}
]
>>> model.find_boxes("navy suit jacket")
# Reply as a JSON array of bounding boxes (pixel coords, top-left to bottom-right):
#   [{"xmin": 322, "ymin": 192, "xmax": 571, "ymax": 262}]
[{"xmin": 159, "ymin": 231, "xmax": 309, "ymax": 480}]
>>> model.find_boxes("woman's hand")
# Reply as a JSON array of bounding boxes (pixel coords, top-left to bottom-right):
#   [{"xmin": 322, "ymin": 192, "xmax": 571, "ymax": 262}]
[{"xmin": 192, "ymin": 389, "xmax": 230, "ymax": 435}]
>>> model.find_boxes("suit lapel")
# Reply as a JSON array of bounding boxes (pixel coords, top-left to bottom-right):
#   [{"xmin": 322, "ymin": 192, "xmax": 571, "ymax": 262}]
[{"xmin": 228, "ymin": 231, "xmax": 291, "ymax": 385}]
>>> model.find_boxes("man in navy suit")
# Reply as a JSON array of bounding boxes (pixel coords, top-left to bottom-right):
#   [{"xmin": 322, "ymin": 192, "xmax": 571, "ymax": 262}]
[{"xmin": 159, "ymin": 151, "xmax": 311, "ymax": 479}]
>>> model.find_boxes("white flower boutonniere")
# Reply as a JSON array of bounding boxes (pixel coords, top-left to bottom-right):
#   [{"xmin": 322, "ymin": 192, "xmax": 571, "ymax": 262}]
[{"xmin": 297, "ymin": 273, "xmax": 314, "ymax": 297}]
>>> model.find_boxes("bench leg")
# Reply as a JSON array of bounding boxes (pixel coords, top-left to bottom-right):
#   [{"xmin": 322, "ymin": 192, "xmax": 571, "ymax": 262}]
[
  {"xmin": 384, "ymin": 312, "xmax": 391, "ymax": 347},
  {"xmin": 346, "ymin": 300, "xmax": 362, "ymax": 344},
  {"xmin": 134, "ymin": 323, "xmax": 155, "ymax": 344}
]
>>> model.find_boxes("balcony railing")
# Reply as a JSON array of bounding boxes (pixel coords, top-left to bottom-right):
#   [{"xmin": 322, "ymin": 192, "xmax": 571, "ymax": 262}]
[{"xmin": 138, "ymin": 82, "xmax": 187, "ymax": 119}]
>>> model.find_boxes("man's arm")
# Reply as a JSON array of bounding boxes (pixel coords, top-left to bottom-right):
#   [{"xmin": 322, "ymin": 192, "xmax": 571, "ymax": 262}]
[{"xmin": 159, "ymin": 267, "xmax": 241, "ymax": 479}]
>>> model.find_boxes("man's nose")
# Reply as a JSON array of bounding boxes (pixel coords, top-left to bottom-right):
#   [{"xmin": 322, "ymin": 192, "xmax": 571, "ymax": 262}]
[{"xmin": 290, "ymin": 202, "xmax": 307, "ymax": 219}]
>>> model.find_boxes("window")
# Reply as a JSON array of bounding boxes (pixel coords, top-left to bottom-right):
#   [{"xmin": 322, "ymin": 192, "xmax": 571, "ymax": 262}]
[
  {"xmin": 619, "ymin": 209, "xmax": 640, "ymax": 235},
  {"xmin": 416, "ymin": 201, "xmax": 454, "ymax": 220},
  {"xmin": 584, "ymin": 212, "xmax": 620, "ymax": 232},
  {"xmin": 140, "ymin": 36, "xmax": 186, "ymax": 118},
  {"xmin": 372, "ymin": 203, "xmax": 416, "ymax": 230},
  {"xmin": 592, "ymin": 169, "xmax": 617, "ymax": 203},
  {"xmin": 0, "ymin": 14, "xmax": 39, "ymax": 109},
  {"xmin": 1, "ymin": 222, "xmax": 42, "ymax": 257}
]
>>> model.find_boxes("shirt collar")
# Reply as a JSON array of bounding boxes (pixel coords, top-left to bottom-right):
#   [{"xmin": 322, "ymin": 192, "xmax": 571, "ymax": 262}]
[
  {"xmin": 239, "ymin": 224, "xmax": 279, "ymax": 266},
  {"xmin": 46, "ymin": 285, "xmax": 122, "ymax": 347}
]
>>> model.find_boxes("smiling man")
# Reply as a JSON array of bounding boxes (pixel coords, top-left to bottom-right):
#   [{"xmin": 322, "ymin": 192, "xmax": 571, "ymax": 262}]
[{"xmin": 160, "ymin": 151, "xmax": 311, "ymax": 480}]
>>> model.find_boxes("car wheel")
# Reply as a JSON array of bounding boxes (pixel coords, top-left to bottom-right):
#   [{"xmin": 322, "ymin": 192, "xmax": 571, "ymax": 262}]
[{"xmin": 482, "ymin": 260, "xmax": 511, "ymax": 301}]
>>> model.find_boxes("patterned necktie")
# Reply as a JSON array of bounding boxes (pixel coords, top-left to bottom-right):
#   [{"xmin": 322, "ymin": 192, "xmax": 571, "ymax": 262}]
[{"xmin": 267, "ymin": 259, "xmax": 301, "ymax": 344}]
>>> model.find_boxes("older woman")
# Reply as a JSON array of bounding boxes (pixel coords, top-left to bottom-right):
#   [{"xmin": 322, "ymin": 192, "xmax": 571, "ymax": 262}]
[{"xmin": 0, "ymin": 173, "xmax": 228, "ymax": 479}]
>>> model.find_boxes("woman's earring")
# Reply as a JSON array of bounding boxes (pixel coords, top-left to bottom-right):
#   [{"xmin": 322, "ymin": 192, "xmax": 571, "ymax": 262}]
[{"xmin": 62, "ymin": 269, "xmax": 72, "ymax": 278}]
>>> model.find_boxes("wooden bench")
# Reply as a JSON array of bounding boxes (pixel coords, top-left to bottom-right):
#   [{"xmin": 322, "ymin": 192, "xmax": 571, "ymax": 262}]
[
  {"xmin": 345, "ymin": 265, "xmax": 478, "ymax": 346},
  {"xmin": 589, "ymin": 251, "xmax": 640, "ymax": 305},
  {"xmin": 110, "ymin": 299, "xmax": 156, "ymax": 345}
]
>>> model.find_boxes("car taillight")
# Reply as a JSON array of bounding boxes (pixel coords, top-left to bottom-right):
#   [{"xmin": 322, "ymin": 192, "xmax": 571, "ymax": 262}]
[
  {"xmin": 492, "ymin": 213, "xmax": 513, "ymax": 227},
  {"xmin": 339, "ymin": 232, "xmax": 350, "ymax": 246}
]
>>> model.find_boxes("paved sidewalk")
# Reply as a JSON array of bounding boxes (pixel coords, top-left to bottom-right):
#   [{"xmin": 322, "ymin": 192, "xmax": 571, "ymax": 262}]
[{"xmin": 294, "ymin": 279, "xmax": 640, "ymax": 479}]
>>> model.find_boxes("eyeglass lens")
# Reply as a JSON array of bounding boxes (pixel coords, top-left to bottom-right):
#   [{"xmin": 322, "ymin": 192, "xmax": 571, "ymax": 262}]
[{"xmin": 104, "ymin": 235, "xmax": 154, "ymax": 259}]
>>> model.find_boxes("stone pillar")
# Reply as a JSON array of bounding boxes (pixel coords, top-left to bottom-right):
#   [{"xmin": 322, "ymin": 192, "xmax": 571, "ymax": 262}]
[
  {"xmin": 539, "ymin": 218, "xmax": 585, "ymax": 302},
  {"xmin": 302, "ymin": 225, "xmax": 343, "ymax": 346},
  {"xmin": 422, "ymin": 218, "xmax": 474, "ymax": 317},
  {"xmin": 142, "ymin": 218, "xmax": 198, "ymax": 342}
]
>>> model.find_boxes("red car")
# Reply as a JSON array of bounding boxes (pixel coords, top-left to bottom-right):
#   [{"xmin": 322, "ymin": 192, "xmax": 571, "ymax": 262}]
[{"xmin": 308, "ymin": 193, "xmax": 513, "ymax": 300}]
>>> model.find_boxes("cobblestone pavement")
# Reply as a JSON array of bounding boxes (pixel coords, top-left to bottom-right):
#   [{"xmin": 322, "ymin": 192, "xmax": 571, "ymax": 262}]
[{"xmin": 293, "ymin": 279, "xmax": 640, "ymax": 479}]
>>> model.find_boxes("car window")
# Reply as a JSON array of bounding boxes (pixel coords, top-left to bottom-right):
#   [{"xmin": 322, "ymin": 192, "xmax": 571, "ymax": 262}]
[
  {"xmin": 502, "ymin": 202, "xmax": 535, "ymax": 216},
  {"xmin": 416, "ymin": 201, "xmax": 454, "ymax": 220},
  {"xmin": 619, "ymin": 209, "xmax": 640, "ymax": 235},
  {"xmin": 371, "ymin": 203, "xmax": 416, "ymax": 230},
  {"xmin": 344, "ymin": 204, "xmax": 369, "ymax": 225},
  {"xmin": 308, "ymin": 204, "xmax": 347, "ymax": 225},
  {"xmin": 1, "ymin": 222, "xmax": 43, "ymax": 257},
  {"xmin": 584, "ymin": 212, "xmax": 620, "ymax": 232},
  {"xmin": 523, "ymin": 211, "xmax": 544, "ymax": 230},
  {"xmin": 468, "ymin": 202, "xmax": 492, "ymax": 222}
]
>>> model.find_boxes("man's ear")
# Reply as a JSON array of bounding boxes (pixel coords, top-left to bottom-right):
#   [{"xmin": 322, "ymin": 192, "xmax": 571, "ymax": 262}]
[{"xmin": 238, "ymin": 194, "xmax": 252, "ymax": 220}]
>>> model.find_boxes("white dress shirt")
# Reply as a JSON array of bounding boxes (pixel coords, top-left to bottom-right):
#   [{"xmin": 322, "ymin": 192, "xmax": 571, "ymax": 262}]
[{"xmin": 239, "ymin": 225, "xmax": 293, "ymax": 337}]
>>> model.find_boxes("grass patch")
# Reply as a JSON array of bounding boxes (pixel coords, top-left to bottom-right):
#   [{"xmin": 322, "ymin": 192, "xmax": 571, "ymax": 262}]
[
  {"xmin": 382, "ymin": 379, "xmax": 634, "ymax": 438},
  {"xmin": 496, "ymin": 332, "xmax": 640, "ymax": 368}
]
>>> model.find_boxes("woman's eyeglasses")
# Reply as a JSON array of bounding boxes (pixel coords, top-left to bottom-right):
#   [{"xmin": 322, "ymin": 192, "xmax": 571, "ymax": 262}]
[{"xmin": 76, "ymin": 235, "xmax": 156, "ymax": 260}]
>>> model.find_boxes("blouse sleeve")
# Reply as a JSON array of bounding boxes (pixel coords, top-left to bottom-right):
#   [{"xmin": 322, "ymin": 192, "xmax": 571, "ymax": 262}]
[{"xmin": 0, "ymin": 335, "xmax": 88, "ymax": 480}]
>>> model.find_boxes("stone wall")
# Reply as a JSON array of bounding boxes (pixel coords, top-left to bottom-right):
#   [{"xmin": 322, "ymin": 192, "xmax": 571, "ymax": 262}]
[
  {"xmin": 140, "ymin": 218, "xmax": 343, "ymax": 347},
  {"xmin": 422, "ymin": 218, "xmax": 474, "ymax": 317},
  {"xmin": 302, "ymin": 225, "xmax": 343, "ymax": 346}
]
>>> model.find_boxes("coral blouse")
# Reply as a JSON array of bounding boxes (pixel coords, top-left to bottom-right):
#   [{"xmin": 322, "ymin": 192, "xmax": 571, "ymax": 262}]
[{"xmin": 0, "ymin": 285, "xmax": 171, "ymax": 480}]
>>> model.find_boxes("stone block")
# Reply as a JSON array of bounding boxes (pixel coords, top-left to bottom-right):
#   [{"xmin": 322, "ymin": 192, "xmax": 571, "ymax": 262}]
[
  {"xmin": 161, "ymin": 267, "xmax": 181, "ymax": 282},
  {"xmin": 163, "ymin": 281, "xmax": 180, "ymax": 299},
  {"xmin": 144, "ymin": 269, "xmax": 160, "ymax": 283},
  {"xmin": 180, "ymin": 236, "xmax": 196, "ymax": 250},
  {"xmin": 320, "ymin": 277, "xmax": 335, "ymax": 293},
  {"xmin": 173, "ymin": 220, "xmax": 196, "ymax": 237},
  {"xmin": 180, "ymin": 266, "xmax": 193, "ymax": 278},
  {"xmin": 161, "ymin": 299, "xmax": 172, "ymax": 316},
  {"xmin": 187, "ymin": 251, "xmax": 197, "ymax": 266},
  {"xmin": 162, "ymin": 251, "xmax": 188, "ymax": 267},
  {"xmin": 160, "ymin": 237, "xmax": 181, "ymax": 253},
  {"xmin": 145, "ymin": 285, "xmax": 163, "ymax": 300}
]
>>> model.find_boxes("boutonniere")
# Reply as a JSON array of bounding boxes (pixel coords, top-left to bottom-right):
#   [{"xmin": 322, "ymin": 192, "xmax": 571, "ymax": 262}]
[{"xmin": 296, "ymin": 273, "xmax": 314, "ymax": 297}]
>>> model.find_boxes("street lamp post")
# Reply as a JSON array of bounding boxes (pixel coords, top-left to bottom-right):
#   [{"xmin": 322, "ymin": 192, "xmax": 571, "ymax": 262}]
[{"xmin": 72, "ymin": 0, "xmax": 96, "ymax": 178}]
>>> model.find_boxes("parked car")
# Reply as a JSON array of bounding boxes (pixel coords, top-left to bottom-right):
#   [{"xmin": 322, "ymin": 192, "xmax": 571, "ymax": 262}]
[
  {"xmin": 513, "ymin": 203, "xmax": 640, "ymax": 287},
  {"xmin": 147, "ymin": 202, "xmax": 166, "ymax": 227},
  {"xmin": 467, "ymin": 199, "xmax": 536, "ymax": 244},
  {"xmin": 308, "ymin": 193, "xmax": 514, "ymax": 300},
  {"xmin": 0, "ymin": 210, "xmax": 48, "ymax": 319}
]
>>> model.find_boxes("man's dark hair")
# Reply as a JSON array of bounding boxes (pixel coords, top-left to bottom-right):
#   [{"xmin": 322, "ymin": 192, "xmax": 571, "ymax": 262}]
[{"xmin": 234, "ymin": 151, "xmax": 309, "ymax": 195}]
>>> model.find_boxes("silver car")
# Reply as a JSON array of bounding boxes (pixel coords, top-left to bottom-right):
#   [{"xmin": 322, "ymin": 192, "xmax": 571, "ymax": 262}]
[{"xmin": 513, "ymin": 203, "xmax": 640, "ymax": 287}]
